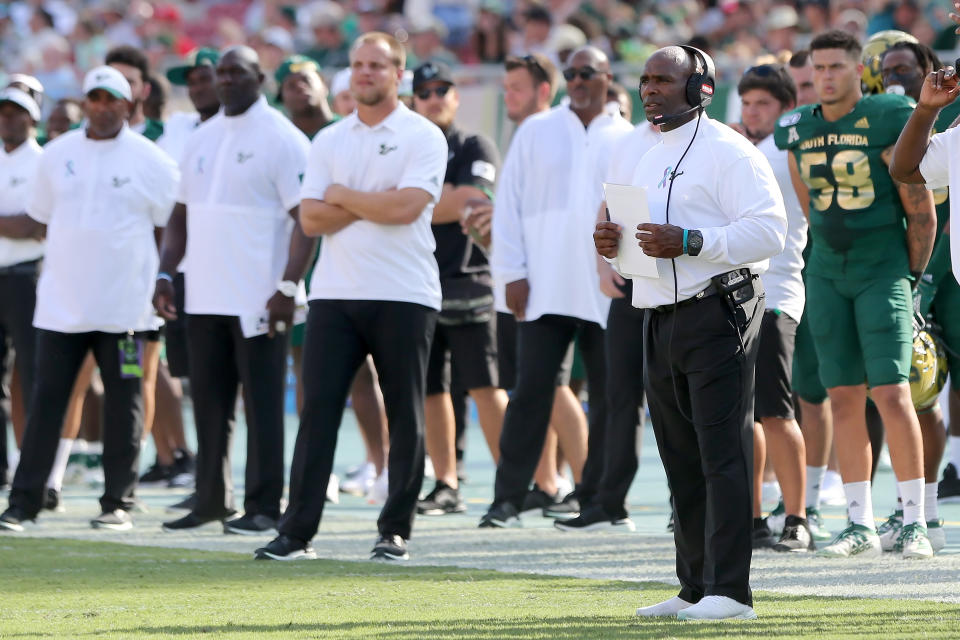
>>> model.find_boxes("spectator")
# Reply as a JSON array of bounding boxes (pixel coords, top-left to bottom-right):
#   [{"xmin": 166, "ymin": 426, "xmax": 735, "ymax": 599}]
[
  {"xmin": 408, "ymin": 17, "xmax": 459, "ymax": 69},
  {"xmin": 305, "ymin": 2, "xmax": 350, "ymax": 68}
]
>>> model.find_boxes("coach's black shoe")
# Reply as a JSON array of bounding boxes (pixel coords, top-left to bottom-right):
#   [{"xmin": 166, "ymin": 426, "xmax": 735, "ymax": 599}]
[
  {"xmin": 939, "ymin": 463, "xmax": 960, "ymax": 503},
  {"xmin": 0, "ymin": 507, "xmax": 33, "ymax": 532},
  {"xmin": 165, "ymin": 493, "xmax": 197, "ymax": 513},
  {"xmin": 520, "ymin": 485, "xmax": 561, "ymax": 515},
  {"xmin": 224, "ymin": 513, "xmax": 278, "ymax": 536},
  {"xmin": 752, "ymin": 517, "xmax": 776, "ymax": 549},
  {"xmin": 91, "ymin": 509, "xmax": 133, "ymax": 531},
  {"xmin": 773, "ymin": 515, "xmax": 815, "ymax": 552},
  {"xmin": 555, "ymin": 504, "xmax": 636, "ymax": 532},
  {"xmin": 255, "ymin": 534, "xmax": 317, "ymax": 561},
  {"xmin": 139, "ymin": 460, "xmax": 173, "ymax": 486},
  {"xmin": 479, "ymin": 502, "xmax": 521, "ymax": 528},
  {"xmin": 371, "ymin": 533, "xmax": 409, "ymax": 561},
  {"xmin": 43, "ymin": 488, "xmax": 64, "ymax": 512},
  {"xmin": 417, "ymin": 481, "xmax": 467, "ymax": 515},
  {"xmin": 542, "ymin": 492, "xmax": 580, "ymax": 519},
  {"xmin": 162, "ymin": 511, "xmax": 234, "ymax": 532}
]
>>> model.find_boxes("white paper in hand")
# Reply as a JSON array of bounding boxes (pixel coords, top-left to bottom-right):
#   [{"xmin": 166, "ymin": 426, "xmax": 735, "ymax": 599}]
[{"xmin": 602, "ymin": 183, "xmax": 659, "ymax": 279}]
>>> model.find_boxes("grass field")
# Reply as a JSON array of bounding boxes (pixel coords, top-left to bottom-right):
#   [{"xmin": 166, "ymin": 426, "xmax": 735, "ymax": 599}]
[{"xmin": 2, "ymin": 538, "xmax": 959, "ymax": 639}]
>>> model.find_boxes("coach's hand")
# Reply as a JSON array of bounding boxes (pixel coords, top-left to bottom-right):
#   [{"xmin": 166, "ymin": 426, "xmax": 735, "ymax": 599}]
[
  {"xmin": 266, "ymin": 291, "xmax": 295, "ymax": 338},
  {"xmin": 594, "ymin": 221, "xmax": 621, "ymax": 259},
  {"xmin": 920, "ymin": 65, "xmax": 960, "ymax": 110},
  {"xmin": 153, "ymin": 279, "xmax": 177, "ymax": 321},
  {"xmin": 506, "ymin": 279, "xmax": 530, "ymax": 321},
  {"xmin": 637, "ymin": 223, "xmax": 684, "ymax": 258}
]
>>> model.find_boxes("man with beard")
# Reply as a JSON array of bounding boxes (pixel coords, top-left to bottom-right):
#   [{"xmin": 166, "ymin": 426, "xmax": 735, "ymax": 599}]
[{"xmin": 106, "ymin": 46, "xmax": 163, "ymax": 141}]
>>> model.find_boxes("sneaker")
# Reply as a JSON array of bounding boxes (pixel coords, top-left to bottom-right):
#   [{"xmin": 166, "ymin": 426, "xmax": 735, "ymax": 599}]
[
  {"xmin": 938, "ymin": 463, "xmax": 960, "ymax": 503},
  {"xmin": 162, "ymin": 511, "xmax": 234, "ymax": 532},
  {"xmin": 773, "ymin": 515, "xmax": 815, "ymax": 552},
  {"xmin": 0, "ymin": 507, "xmax": 34, "ymax": 532},
  {"xmin": 821, "ymin": 471, "xmax": 847, "ymax": 507},
  {"xmin": 224, "ymin": 513, "xmax": 278, "ymax": 536},
  {"xmin": 417, "ymin": 481, "xmax": 466, "ymax": 515},
  {"xmin": 139, "ymin": 460, "xmax": 172, "ymax": 486},
  {"xmin": 927, "ymin": 519, "xmax": 946, "ymax": 553},
  {"xmin": 636, "ymin": 596, "xmax": 695, "ymax": 618},
  {"xmin": 478, "ymin": 502, "xmax": 521, "ymax": 528},
  {"xmin": 43, "ymin": 488, "xmax": 64, "ymax": 513},
  {"xmin": 90, "ymin": 509, "xmax": 133, "ymax": 531},
  {"xmin": 167, "ymin": 450, "xmax": 196, "ymax": 488},
  {"xmin": 542, "ymin": 492, "xmax": 580, "ymax": 519},
  {"xmin": 766, "ymin": 500, "xmax": 786, "ymax": 535},
  {"xmin": 340, "ymin": 462, "xmax": 375, "ymax": 496},
  {"xmin": 676, "ymin": 595, "xmax": 757, "ymax": 621},
  {"xmin": 806, "ymin": 507, "xmax": 833, "ymax": 542},
  {"xmin": 325, "ymin": 473, "xmax": 340, "ymax": 504},
  {"xmin": 894, "ymin": 522, "xmax": 934, "ymax": 559},
  {"xmin": 371, "ymin": 533, "xmax": 409, "ymax": 561},
  {"xmin": 367, "ymin": 470, "xmax": 388, "ymax": 505},
  {"xmin": 519, "ymin": 486, "xmax": 561, "ymax": 515},
  {"xmin": 165, "ymin": 493, "xmax": 197, "ymax": 513},
  {"xmin": 752, "ymin": 517, "xmax": 776, "ymax": 549},
  {"xmin": 817, "ymin": 523, "xmax": 882, "ymax": 558},
  {"xmin": 877, "ymin": 510, "xmax": 903, "ymax": 552},
  {"xmin": 554, "ymin": 504, "xmax": 636, "ymax": 532},
  {"xmin": 255, "ymin": 534, "xmax": 316, "ymax": 561}
]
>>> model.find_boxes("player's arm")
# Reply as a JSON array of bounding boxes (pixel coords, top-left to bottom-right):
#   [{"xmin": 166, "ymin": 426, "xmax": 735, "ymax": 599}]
[
  {"xmin": 884, "ymin": 146, "xmax": 937, "ymax": 276},
  {"xmin": 891, "ymin": 66, "xmax": 960, "ymax": 183},
  {"xmin": 787, "ymin": 152, "xmax": 810, "ymax": 221}
]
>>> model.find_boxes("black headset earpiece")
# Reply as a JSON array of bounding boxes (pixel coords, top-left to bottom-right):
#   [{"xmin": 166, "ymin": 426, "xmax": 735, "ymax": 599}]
[{"xmin": 679, "ymin": 45, "xmax": 716, "ymax": 110}]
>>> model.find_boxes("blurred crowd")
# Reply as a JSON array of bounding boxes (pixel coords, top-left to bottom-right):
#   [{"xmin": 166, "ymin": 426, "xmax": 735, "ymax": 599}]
[{"xmin": 2, "ymin": 0, "xmax": 959, "ymax": 114}]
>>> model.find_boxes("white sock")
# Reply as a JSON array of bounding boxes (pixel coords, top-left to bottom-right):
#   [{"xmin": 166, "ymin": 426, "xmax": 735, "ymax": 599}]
[
  {"xmin": 46, "ymin": 438, "xmax": 74, "ymax": 492},
  {"xmin": 806, "ymin": 465, "xmax": 827, "ymax": 509},
  {"xmin": 844, "ymin": 481, "xmax": 874, "ymax": 529},
  {"xmin": 85, "ymin": 440, "xmax": 103, "ymax": 455},
  {"xmin": 898, "ymin": 478, "xmax": 924, "ymax": 526},
  {"xmin": 924, "ymin": 483, "xmax": 939, "ymax": 523},
  {"xmin": 950, "ymin": 435, "xmax": 960, "ymax": 469}
]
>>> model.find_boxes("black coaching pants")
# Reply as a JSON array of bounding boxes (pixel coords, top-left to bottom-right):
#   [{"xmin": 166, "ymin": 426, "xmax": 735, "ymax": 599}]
[
  {"xmin": 493, "ymin": 314, "xmax": 606, "ymax": 510},
  {"xmin": 10, "ymin": 329, "xmax": 144, "ymax": 517},
  {"xmin": 279, "ymin": 300, "xmax": 437, "ymax": 542},
  {"xmin": 0, "ymin": 264, "xmax": 38, "ymax": 481},
  {"xmin": 187, "ymin": 315, "xmax": 287, "ymax": 520},
  {"xmin": 644, "ymin": 289, "xmax": 763, "ymax": 607}
]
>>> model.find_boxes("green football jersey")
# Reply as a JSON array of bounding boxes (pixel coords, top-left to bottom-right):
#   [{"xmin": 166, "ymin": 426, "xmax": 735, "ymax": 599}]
[{"xmin": 775, "ymin": 93, "xmax": 915, "ymax": 280}]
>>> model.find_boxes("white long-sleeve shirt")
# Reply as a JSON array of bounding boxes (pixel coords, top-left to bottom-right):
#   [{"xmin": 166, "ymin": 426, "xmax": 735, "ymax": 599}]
[
  {"xmin": 492, "ymin": 105, "xmax": 633, "ymax": 326},
  {"xmin": 627, "ymin": 116, "xmax": 787, "ymax": 309},
  {"xmin": 756, "ymin": 134, "xmax": 806, "ymax": 321}
]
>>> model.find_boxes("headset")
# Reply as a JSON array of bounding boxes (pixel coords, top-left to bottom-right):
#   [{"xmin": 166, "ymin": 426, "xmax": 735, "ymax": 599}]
[{"xmin": 651, "ymin": 45, "xmax": 716, "ymax": 127}]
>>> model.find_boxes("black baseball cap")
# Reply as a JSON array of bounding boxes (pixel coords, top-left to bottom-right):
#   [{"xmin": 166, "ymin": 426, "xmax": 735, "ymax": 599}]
[{"xmin": 413, "ymin": 61, "xmax": 455, "ymax": 92}]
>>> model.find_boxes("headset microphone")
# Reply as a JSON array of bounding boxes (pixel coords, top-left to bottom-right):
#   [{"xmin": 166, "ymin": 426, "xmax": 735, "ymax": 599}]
[{"xmin": 651, "ymin": 105, "xmax": 701, "ymax": 126}]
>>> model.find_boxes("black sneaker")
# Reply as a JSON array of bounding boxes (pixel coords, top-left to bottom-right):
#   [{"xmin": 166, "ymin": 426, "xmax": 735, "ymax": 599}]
[
  {"xmin": 43, "ymin": 488, "xmax": 64, "ymax": 512},
  {"xmin": 162, "ymin": 511, "xmax": 234, "ymax": 532},
  {"xmin": 773, "ymin": 514, "xmax": 815, "ymax": 552},
  {"xmin": 371, "ymin": 533, "xmax": 409, "ymax": 561},
  {"xmin": 91, "ymin": 509, "xmax": 133, "ymax": 531},
  {"xmin": 165, "ymin": 493, "xmax": 197, "ymax": 513},
  {"xmin": 939, "ymin": 463, "xmax": 960, "ymax": 503},
  {"xmin": 255, "ymin": 534, "xmax": 317, "ymax": 561},
  {"xmin": 542, "ymin": 492, "xmax": 580, "ymax": 519},
  {"xmin": 752, "ymin": 517, "xmax": 776, "ymax": 549},
  {"xmin": 478, "ymin": 502, "xmax": 521, "ymax": 528},
  {"xmin": 520, "ymin": 486, "xmax": 561, "ymax": 515},
  {"xmin": 554, "ymin": 504, "xmax": 636, "ymax": 532},
  {"xmin": 0, "ymin": 507, "xmax": 33, "ymax": 532},
  {"xmin": 139, "ymin": 460, "xmax": 173, "ymax": 486},
  {"xmin": 417, "ymin": 481, "xmax": 466, "ymax": 515},
  {"xmin": 224, "ymin": 513, "xmax": 278, "ymax": 535},
  {"xmin": 167, "ymin": 450, "xmax": 196, "ymax": 489}
]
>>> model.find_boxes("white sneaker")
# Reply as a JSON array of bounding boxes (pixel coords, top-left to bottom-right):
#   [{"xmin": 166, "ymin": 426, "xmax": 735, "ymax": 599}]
[
  {"xmin": 339, "ymin": 462, "xmax": 375, "ymax": 496},
  {"xmin": 761, "ymin": 481, "xmax": 781, "ymax": 506},
  {"xmin": 817, "ymin": 524, "xmax": 882, "ymax": 558},
  {"xmin": 820, "ymin": 471, "xmax": 847, "ymax": 507},
  {"xmin": 927, "ymin": 520, "xmax": 946, "ymax": 553},
  {"xmin": 325, "ymin": 473, "xmax": 339, "ymax": 504},
  {"xmin": 877, "ymin": 510, "xmax": 903, "ymax": 552},
  {"xmin": 367, "ymin": 470, "xmax": 388, "ymax": 505},
  {"xmin": 635, "ymin": 596, "xmax": 694, "ymax": 618},
  {"xmin": 676, "ymin": 595, "xmax": 757, "ymax": 621}
]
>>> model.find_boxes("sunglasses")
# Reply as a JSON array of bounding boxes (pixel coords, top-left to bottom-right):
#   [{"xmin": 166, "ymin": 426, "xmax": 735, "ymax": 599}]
[
  {"xmin": 563, "ymin": 66, "xmax": 598, "ymax": 82},
  {"xmin": 415, "ymin": 85, "xmax": 451, "ymax": 100}
]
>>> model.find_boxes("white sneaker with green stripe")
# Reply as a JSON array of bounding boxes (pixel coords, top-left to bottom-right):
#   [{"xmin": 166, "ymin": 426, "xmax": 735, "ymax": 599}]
[
  {"xmin": 877, "ymin": 510, "xmax": 903, "ymax": 551},
  {"xmin": 927, "ymin": 519, "xmax": 946, "ymax": 553},
  {"xmin": 894, "ymin": 523, "xmax": 933, "ymax": 559},
  {"xmin": 806, "ymin": 507, "xmax": 833, "ymax": 542},
  {"xmin": 817, "ymin": 523, "xmax": 881, "ymax": 558}
]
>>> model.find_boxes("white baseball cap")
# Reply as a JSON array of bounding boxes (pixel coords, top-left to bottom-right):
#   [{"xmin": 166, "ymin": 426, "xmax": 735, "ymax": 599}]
[
  {"xmin": 0, "ymin": 87, "xmax": 41, "ymax": 122},
  {"xmin": 7, "ymin": 73, "xmax": 44, "ymax": 99},
  {"xmin": 83, "ymin": 65, "xmax": 132, "ymax": 101}
]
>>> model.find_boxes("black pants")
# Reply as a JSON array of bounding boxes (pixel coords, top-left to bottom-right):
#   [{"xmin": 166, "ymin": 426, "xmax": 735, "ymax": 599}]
[
  {"xmin": 591, "ymin": 286, "xmax": 645, "ymax": 519},
  {"xmin": 494, "ymin": 314, "xmax": 606, "ymax": 509},
  {"xmin": 187, "ymin": 315, "xmax": 287, "ymax": 520},
  {"xmin": 280, "ymin": 300, "xmax": 437, "ymax": 542},
  {"xmin": 0, "ymin": 264, "xmax": 39, "ymax": 481},
  {"xmin": 10, "ymin": 329, "xmax": 144, "ymax": 517},
  {"xmin": 645, "ymin": 288, "xmax": 763, "ymax": 607}
]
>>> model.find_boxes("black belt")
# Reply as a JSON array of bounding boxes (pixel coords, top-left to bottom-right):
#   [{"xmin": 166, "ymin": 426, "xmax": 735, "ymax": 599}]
[
  {"xmin": 651, "ymin": 282, "xmax": 719, "ymax": 314},
  {"xmin": 0, "ymin": 259, "xmax": 40, "ymax": 276}
]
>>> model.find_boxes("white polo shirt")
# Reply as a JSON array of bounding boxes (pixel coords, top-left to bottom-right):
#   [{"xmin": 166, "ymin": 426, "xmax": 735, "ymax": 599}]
[
  {"xmin": 300, "ymin": 103, "xmax": 447, "ymax": 310},
  {"xmin": 0, "ymin": 138, "xmax": 43, "ymax": 268},
  {"xmin": 919, "ymin": 125, "xmax": 960, "ymax": 283},
  {"xmin": 606, "ymin": 122, "xmax": 660, "ymax": 185},
  {"xmin": 28, "ymin": 126, "xmax": 180, "ymax": 333},
  {"xmin": 178, "ymin": 96, "xmax": 310, "ymax": 316},
  {"xmin": 157, "ymin": 111, "xmax": 203, "ymax": 164}
]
